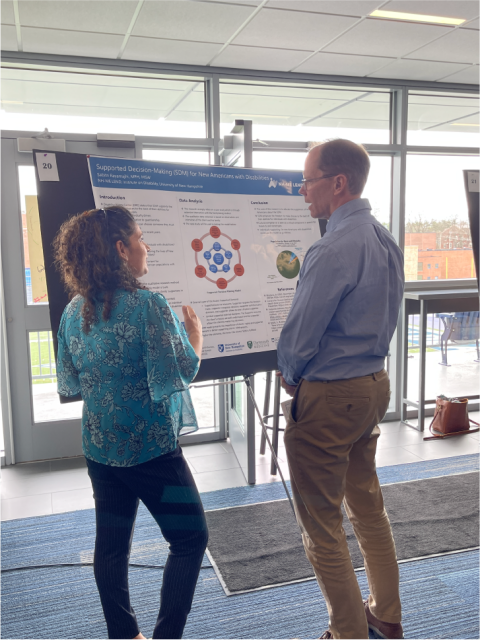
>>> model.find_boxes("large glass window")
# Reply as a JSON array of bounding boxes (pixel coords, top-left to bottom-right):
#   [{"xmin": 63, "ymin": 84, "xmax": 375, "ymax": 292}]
[
  {"xmin": 363, "ymin": 156, "xmax": 391, "ymax": 230},
  {"xmin": 408, "ymin": 91, "xmax": 479, "ymax": 148},
  {"xmin": 143, "ymin": 149, "xmax": 210, "ymax": 164},
  {"xmin": 220, "ymin": 80, "xmax": 391, "ymax": 144},
  {"xmin": 3, "ymin": 57, "xmax": 479, "ymax": 454},
  {"xmin": 253, "ymin": 151, "xmax": 304, "ymax": 171},
  {"xmin": 405, "ymin": 154, "xmax": 479, "ymax": 281},
  {"xmin": 1, "ymin": 66, "xmax": 206, "ymax": 137}
]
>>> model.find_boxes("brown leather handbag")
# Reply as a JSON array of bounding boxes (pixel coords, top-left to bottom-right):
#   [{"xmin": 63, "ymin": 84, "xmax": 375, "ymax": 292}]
[{"xmin": 424, "ymin": 396, "xmax": 480, "ymax": 440}]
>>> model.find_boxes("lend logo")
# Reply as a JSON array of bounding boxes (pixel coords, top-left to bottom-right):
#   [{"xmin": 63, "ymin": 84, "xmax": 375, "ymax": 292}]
[
  {"xmin": 247, "ymin": 341, "xmax": 253, "ymax": 349},
  {"xmin": 218, "ymin": 344, "xmax": 224, "ymax": 353}
]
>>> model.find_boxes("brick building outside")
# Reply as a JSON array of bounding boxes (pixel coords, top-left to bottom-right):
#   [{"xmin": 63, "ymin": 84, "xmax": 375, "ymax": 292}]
[
  {"xmin": 439, "ymin": 224, "xmax": 473, "ymax": 250},
  {"xmin": 416, "ymin": 248, "xmax": 475, "ymax": 280},
  {"xmin": 405, "ymin": 232, "xmax": 436, "ymax": 251},
  {"xmin": 405, "ymin": 227, "xmax": 475, "ymax": 280}
]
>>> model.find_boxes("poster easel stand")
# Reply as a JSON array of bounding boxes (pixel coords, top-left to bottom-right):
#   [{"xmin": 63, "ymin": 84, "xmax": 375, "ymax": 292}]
[
  {"xmin": 242, "ymin": 374, "xmax": 295, "ymax": 516},
  {"xmin": 259, "ymin": 371, "xmax": 285, "ymax": 476},
  {"xmin": 190, "ymin": 376, "xmax": 295, "ymax": 515}
]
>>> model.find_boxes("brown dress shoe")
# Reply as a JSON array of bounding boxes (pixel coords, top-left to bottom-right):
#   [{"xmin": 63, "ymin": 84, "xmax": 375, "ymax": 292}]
[
  {"xmin": 319, "ymin": 631, "xmax": 333, "ymax": 639},
  {"xmin": 364, "ymin": 600, "xmax": 404, "ymax": 639}
]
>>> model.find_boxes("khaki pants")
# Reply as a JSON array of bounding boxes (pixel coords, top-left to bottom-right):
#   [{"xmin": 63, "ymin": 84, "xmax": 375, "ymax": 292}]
[{"xmin": 284, "ymin": 370, "xmax": 401, "ymax": 639}]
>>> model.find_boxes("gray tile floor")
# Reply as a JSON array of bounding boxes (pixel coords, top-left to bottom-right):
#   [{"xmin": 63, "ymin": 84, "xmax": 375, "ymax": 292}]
[{"xmin": 2, "ymin": 413, "xmax": 478, "ymax": 521}]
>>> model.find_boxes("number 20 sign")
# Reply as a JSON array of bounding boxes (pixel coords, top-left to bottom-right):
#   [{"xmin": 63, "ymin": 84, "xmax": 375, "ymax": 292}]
[{"xmin": 35, "ymin": 152, "xmax": 60, "ymax": 182}]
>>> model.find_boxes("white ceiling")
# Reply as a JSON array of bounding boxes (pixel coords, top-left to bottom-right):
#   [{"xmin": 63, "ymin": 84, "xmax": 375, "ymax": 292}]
[
  {"xmin": 0, "ymin": 0, "xmax": 479, "ymax": 84},
  {"xmin": 1, "ymin": 0, "xmax": 478, "ymax": 136}
]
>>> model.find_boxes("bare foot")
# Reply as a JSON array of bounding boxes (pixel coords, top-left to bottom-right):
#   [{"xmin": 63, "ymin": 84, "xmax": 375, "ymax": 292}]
[{"xmin": 133, "ymin": 634, "xmax": 146, "ymax": 639}]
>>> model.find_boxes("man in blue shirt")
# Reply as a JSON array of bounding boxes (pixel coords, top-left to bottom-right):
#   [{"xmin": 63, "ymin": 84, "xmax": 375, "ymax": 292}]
[{"xmin": 277, "ymin": 139, "xmax": 404, "ymax": 640}]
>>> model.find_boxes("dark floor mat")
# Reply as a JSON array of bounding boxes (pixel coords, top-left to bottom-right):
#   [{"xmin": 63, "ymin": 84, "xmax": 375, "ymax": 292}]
[{"xmin": 205, "ymin": 472, "xmax": 479, "ymax": 594}]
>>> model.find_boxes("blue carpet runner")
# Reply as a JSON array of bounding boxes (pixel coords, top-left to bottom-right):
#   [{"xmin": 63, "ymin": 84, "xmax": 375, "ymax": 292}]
[{"xmin": 2, "ymin": 454, "xmax": 478, "ymax": 639}]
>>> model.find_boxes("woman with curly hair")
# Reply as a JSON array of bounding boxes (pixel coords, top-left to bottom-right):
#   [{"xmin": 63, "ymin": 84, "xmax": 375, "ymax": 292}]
[{"xmin": 54, "ymin": 206, "xmax": 208, "ymax": 640}]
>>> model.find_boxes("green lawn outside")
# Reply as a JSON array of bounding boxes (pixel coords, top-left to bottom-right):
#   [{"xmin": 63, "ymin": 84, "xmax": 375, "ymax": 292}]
[{"xmin": 29, "ymin": 331, "xmax": 57, "ymax": 385}]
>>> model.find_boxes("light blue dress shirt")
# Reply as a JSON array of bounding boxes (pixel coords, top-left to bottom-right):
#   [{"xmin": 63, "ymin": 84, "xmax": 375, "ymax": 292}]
[
  {"xmin": 277, "ymin": 198, "xmax": 404, "ymax": 385},
  {"xmin": 57, "ymin": 289, "xmax": 199, "ymax": 467}
]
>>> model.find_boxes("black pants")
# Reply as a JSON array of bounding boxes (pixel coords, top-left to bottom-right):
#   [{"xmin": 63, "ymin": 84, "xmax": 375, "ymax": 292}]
[{"xmin": 86, "ymin": 446, "xmax": 208, "ymax": 639}]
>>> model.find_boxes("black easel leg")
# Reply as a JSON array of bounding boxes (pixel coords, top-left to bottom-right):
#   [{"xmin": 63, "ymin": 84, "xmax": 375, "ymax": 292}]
[
  {"xmin": 260, "ymin": 371, "xmax": 272, "ymax": 455},
  {"xmin": 270, "ymin": 374, "xmax": 281, "ymax": 476}
]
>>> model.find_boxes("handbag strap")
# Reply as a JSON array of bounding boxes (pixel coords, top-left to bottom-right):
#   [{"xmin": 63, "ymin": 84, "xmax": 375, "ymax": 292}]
[{"xmin": 428, "ymin": 417, "xmax": 480, "ymax": 439}]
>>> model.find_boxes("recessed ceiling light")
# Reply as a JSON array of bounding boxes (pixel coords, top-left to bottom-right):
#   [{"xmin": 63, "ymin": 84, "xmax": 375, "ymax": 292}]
[
  {"xmin": 232, "ymin": 114, "xmax": 288, "ymax": 119},
  {"xmin": 1, "ymin": 100, "xmax": 23, "ymax": 104},
  {"xmin": 370, "ymin": 9, "xmax": 466, "ymax": 26},
  {"xmin": 451, "ymin": 122, "xmax": 480, "ymax": 126}
]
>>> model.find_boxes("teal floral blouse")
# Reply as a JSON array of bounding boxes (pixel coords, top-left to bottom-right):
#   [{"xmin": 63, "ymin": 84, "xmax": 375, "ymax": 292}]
[{"xmin": 57, "ymin": 289, "xmax": 200, "ymax": 467}]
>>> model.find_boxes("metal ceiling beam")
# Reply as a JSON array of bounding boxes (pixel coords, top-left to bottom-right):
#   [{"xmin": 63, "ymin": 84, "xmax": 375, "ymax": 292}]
[{"xmin": 2, "ymin": 51, "xmax": 478, "ymax": 93}]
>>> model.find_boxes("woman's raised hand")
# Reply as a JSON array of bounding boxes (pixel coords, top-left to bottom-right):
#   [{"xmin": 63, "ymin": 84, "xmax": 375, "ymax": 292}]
[
  {"xmin": 182, "ymin": 305, "xmax": 202, "ymax": 337},
  {"xmin": 182, "ymin": 305, "xmax": 203, "ymax": 360}
]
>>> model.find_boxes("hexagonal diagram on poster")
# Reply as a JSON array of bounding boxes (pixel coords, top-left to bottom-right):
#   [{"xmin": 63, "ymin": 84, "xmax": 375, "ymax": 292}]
[
  {"xmin": 87, "ymin": 157, "xmax": 321, "ymax": 361},
  {"xmin": 191, "ymin": 226, "xmax": 243, "ymax": 289}
]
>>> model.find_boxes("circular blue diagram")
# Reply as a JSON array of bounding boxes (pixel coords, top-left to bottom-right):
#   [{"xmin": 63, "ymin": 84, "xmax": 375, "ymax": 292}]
[
  {"xmin": 192, "ymin": 227, "xmax": 243, "ymax": 289},
  {"xmin": 198, "ymin": 238, "xmax": 236, "ymax": 280}
]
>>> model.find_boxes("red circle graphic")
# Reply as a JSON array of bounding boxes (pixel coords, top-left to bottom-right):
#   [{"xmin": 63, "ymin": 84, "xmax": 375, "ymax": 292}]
[
  {"xmin": 216, "ymin": 278, "xmax": 228, "ymax": 289},
  {"xmin": 195, "ymin": 265, "xmax": 207, "ymax": 278}
]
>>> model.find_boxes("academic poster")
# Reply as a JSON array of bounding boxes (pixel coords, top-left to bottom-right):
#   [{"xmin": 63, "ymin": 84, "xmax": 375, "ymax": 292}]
[{"xmin": 88, "ymin": 157, "xmax": 320, "ymax": 361}]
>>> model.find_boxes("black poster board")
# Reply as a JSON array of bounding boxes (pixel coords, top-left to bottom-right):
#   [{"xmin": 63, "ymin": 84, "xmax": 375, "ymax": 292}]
[
  {"xmin": 463, "ymin": 170, "xmax": 480, "ymax": 288},
  {"xmin": 34, "ymin": 150, "xmax": 278, "ymax": 390}
]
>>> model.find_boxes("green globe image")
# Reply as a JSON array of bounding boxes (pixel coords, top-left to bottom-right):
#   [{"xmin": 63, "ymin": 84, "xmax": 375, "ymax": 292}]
[{"xmin": 276, "ymin": 250, "xmax": 300, "ymax": 279}]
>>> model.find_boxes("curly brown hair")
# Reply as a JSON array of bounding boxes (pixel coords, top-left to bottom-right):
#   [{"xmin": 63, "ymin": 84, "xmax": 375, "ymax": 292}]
[{"xmin": 53, "ymin": 206, "xmax": 146, "ymax": 332}]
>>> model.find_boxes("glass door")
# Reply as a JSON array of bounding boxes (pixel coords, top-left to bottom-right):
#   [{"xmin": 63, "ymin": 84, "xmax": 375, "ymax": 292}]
[{"xmin": 1, "ymin": 135, "xmax": 137, "ymax": 463}]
